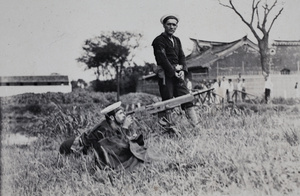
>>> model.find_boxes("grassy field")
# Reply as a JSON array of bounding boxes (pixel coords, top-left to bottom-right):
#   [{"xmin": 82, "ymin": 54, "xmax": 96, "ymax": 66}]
[{"xmin": 1, "ymin": 90, "xmax": 300, "ymax": 196}]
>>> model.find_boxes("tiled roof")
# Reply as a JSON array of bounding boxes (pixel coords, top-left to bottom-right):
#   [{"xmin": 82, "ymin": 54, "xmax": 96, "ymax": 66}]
[
  {"xmin": 186, "ymin": 36, "xmax": 259, "ymax": 69},
  {"xmin": 272, "ymin": 40, "xmax": 300, "ymax": 46}
]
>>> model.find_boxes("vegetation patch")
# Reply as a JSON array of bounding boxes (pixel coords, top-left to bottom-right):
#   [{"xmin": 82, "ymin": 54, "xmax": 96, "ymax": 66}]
[{"xmin": 1, "ymin": 91, "xmax": 300, "ymax": 195}]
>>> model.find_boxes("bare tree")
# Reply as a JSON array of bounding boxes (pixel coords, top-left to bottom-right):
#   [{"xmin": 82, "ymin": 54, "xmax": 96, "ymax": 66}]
[{"xmin": 219, "ymin": 0, "xmax": 284, "ymax": 74}]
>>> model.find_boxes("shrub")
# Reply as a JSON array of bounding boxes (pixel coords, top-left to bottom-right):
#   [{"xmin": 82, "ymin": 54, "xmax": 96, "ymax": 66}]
[
  {"xmin": 3, "ymin": 90, "xmax": 300, "ymax": 195},
  {"xmin": 291, "ymin": 106, "xmax": 299, "ymax": 113},
  {"xmin": 272, "ymin": 97, "xmax": 298, "ymax": 105},
  {"xmin": 25, "ymin": 104, "xmax": 42, "ymax": 115},
  {"xmin": 104, "ymin": 92, "xmax": 118, "ymax": 103},
  {"xmin": 283, "ymin": 127, "xmax": 299, "ymax": 146}
]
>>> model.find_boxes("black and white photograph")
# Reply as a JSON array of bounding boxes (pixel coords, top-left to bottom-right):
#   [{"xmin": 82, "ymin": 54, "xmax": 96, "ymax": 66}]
[{"xmin": 1, "ymin": 0, "xmax": 300, "ymax": 195}]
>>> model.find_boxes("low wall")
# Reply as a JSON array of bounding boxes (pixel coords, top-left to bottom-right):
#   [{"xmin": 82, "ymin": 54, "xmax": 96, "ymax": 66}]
[
  {"xmin": 206, "ymin": 74, "xmax": 300, "ymax": 99},
  {"xmin": 137, "ymin": 74, "xmax": 300, "ymax": 99}
]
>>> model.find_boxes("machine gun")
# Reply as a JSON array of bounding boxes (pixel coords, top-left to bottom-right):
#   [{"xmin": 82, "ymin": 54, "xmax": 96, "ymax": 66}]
[{"xmin": 126, "ymin": 88, "xmax": 214, "ymax": 115}]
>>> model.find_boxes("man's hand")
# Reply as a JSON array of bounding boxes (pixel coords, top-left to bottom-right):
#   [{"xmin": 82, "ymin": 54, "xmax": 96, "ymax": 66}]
[
  {"xmin": 175, "ymin": 70, "xmax": 185, "ymax": 80},
  {"xmin": 70, "ymin": 136, "xmax": 84, "ymax": 153},
  {"xmin": 122, "ymin": 115, "xmax": 133, "ymax": 129},
  {"xmin": 127, "ymin": 133, "xmax": 138, "ymax": 140},
  {"xmin": 175, "ymin": 64, "xmax": 183, "ymax": 71}
]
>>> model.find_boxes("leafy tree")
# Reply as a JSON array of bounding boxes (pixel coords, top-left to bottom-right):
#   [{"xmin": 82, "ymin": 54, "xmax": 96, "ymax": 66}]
[
  {"xmin": 77, "ymin": 31, "xmax": 142, "ymax": 100},
  {"xmin": 219, "ymin": 0, "xmax": 284, "ymax": 74},
  {"xmin": 70, "ymin": 79, "xmax": 88, "ymax": 90}
]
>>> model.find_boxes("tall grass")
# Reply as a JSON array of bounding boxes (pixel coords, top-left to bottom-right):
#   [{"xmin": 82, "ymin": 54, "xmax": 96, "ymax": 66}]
[{"xmin": 1, "ymin": 92, "xmax": 300, "ymax": 196}]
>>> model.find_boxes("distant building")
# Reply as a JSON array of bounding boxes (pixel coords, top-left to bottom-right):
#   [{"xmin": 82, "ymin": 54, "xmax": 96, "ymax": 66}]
[
  {"xmin": 270, "ymin": 40, "xmax": 300, "ymax": 74},
  {"xmin": 0, "ymin": 75, "xmax": 71, "ymax": 97},
  {"xmin": 186, "ymin": 36, "xmax": 300, "ymax": 80},
  {"xmin": 186, "ymin": 36, "xmax": 261, "ymax": 80}
]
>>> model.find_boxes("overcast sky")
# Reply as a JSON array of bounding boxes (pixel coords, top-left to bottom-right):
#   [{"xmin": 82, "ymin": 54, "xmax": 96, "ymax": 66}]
[{"xmin": 1, "ymin": 0, "xmax": 299, "ymax": 82}]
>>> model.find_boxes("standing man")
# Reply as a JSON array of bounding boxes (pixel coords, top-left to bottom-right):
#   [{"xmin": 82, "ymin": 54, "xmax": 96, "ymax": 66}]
[
  {"xmin": 295, "ymin": 82, "xmax": 299, "ymax": 98},
  {"xmin": 241, "ymin": 78, "xmax": 246, "ymax": 102},
  {"xmin": 152, "ymin": 14, "xmax": 198, "ymax": 126},
  {"xmin": 220, "ymin": 76, "xmax": 229, "ymax": 102},
  {"xmin": 264, "ymin": 74, "xmax": 273, "ymax": 104},
  {"xmin": 228, "ymin": 79, "xmax": 234, "ymax": 103},
  {"xmin": 236, "ymin": 78, "xmax": 243, "ymax": 102},
  {"xmin": 212, "ymin": 79, "xmax": 221, "ymax": 104}
]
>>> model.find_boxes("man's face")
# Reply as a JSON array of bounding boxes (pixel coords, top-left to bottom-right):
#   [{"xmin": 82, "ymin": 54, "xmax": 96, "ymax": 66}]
[
  {"xmin": 114, "ymin": 109, "xmax": 126, "ymax": 124},
  {"xmin": 163, "ymin": 19, "xmax": 178, "ymax": 36}
]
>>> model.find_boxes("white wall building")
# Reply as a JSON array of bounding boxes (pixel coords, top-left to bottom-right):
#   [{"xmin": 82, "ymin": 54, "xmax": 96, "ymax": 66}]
[{"xmin": 0, "ymin": 75, "xmax": 72, "ymax": 97}]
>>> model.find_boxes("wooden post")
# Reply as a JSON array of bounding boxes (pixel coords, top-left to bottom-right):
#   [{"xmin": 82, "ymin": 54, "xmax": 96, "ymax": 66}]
[
  {"xmin": 217, "ymin": 61, "xmax": 219, "ymax": 77},
  {"xmin": 242, "ymin": 61, "xmax": 245, "ymax": 74}
]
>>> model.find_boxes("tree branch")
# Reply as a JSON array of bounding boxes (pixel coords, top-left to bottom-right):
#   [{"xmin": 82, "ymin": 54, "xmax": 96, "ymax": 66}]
[
  {"xmin": 267, "ymin": 7, "xmax": 283, "ymax": 33},
  {"xmin": 260, "ymin": 3, "xmax": 269, "ymax": 34},
  {"xmin": 269, "ymin": 0, "xmax": 279, "ymax": 12},
  {"xmin": 250, "ymin": 0, "xmax": 260, "ymax": 25},
  {"xmin": 226, "ymin": 0, "xmax": 261, "ymax": 41},
  {"xmin": 218, "ymin": 0, "xmax": 232, "ymax": 9},
  {"xmin": 256, "ymin": 4, "xmax": 261, "ymax": 30}
]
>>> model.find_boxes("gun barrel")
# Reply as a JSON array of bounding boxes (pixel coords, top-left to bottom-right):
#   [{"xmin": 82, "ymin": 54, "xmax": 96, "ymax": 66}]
[
  {"xmin": 126, "ymin": 88, "xmax": 214, "ymax": 115},
  {"xmin": 191, "ymin": 88, "xmax": 214, "ymax": 96},
  {"xmin": 126, "ymin": 110, "xmax": 135, "ymax": 115}
]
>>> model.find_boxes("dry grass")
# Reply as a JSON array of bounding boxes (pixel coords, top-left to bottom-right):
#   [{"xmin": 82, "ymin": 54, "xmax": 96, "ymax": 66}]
[{"xmin": 1, "ymin": 91, "xmax": 300, "ymax": 196}]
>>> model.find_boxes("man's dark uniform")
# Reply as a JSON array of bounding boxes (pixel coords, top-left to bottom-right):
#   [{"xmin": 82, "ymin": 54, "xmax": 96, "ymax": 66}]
[
  {"xmin": 59, "ymin": 115, "xmax": 147, "ymax": 172},
  {"xmin": 59, "ymin": 120, "xmax": 115, "ymax": 155},
  {"xmin": 152, "ymin": 32, "xmax": 192, "ymax": 108}
]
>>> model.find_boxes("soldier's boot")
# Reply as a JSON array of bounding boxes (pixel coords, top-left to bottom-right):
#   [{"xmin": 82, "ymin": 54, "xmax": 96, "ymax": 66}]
[
  {"xmin": 158, "ymin": 110, "xmax": 175, "ymax": 127},
  {"xmin": 186, "ymin": 106, "xmax": 199, "ymax": 126}
]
